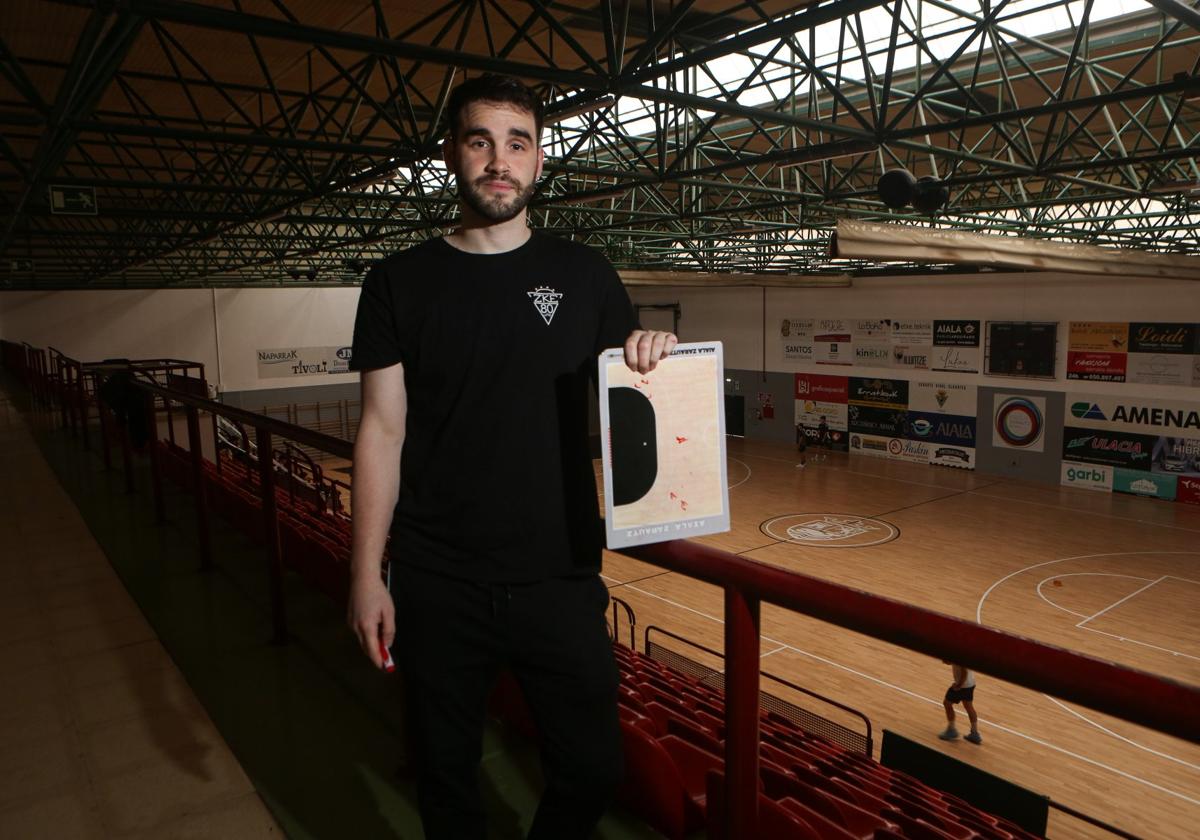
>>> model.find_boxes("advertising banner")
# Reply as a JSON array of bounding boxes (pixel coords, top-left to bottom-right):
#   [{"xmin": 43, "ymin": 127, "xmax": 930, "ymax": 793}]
[
  {"xmin": 891, "ymin": 319, "xmax": 933, "ymax": 345},
  {"xmin": 1060, "ymin": 461, "xmax": 1114, "ymax": 492},
  {"xmin": 854, "ymin": 343, "xmax": 893, "ymax": 367},
  {"xmin": 853, "ymin": 320, "xmax": 892, "ymax": 342},
  {"xmin": 1066, "ymin": 350, "xmax": 1126, "ymax": 382},
  {"xmin": 783, "ymin": 341, "xmax": 814, "ymax": 361},
  {"xmin": 781, "ymin": 318, "xmax": 815, "ymax": 360},
  {"xmin": 1126, "ymin": 353, "xmax": 1194, "ymax": 387},
  {"xmin": 992, "ymin": 393, "xmax": 1047, "ymax": 452},
  {"xmin": 256, "ymin": 346, "xmax": 353, "ymax": 378},
  {"xmin": 1061, "ymin": 426, "xmax": 1155, "ymax": 471},
  {"xmin": 848, "ymin": 432, "xmax": 892, "ymax": 458},
  {"xmin": 848, "ymin": 377, "xmax": 908, "ymax": 409},
  {"xmin": 891, "ymin": 345, "xmax": 933, "ymax": 370},
  {"xmin": 795, "ymin": 373, "xmax": 848, "ymax": 403},
  {"xmin": 1151, "ymin": 436, "xmax": 1200, "ymax": 476},
  {"xmin": 930, "ymin": 445, "xmax": 976, "ymax": 469},
  {"xmin": 887, "ymin": 437, "xmax": 933, "ymax": 465},
  {"xmin": 910, "ymin": 381, "xmax": 977, "ymax": 415},
  {"xmin": 1128, "ymin": 323, "xmax": 1196, "ymax": 354},
  {"xmin": 795, "ymin": 400, "xmax": 849, "ymax": 431},
  {"xmin": 1067, "ymin": 393, "xmax": 1200, "ymax": 435},
  {"xmin": 933, "ymin": 320, "xmax": 981, "ymax": 348},
  {"xmin": 906, "ymin": 411, "xmax": 976, "ymax": 448},
  {"xmin": 1113, "ymin": 468, "xmax": 1176, "ymax": 501},
  {"xmin": 781, "ymin": 319, "xmax": 814, "ymax": 340},
  {"xmin": 1069, "ymin": 322, "xmax": 1129, "ymax": 352},
  {"xmin": 931, "ymin": 344, "xmax": 981, "ymax": 374},
  {"xmin": 813, "ymin": 334, "xmax": 854, "ymax": 365},
  {"xmin": 848, "ymin": 404, "xmax": 907, "ymax": 437},
  {"xmin": 1177, "ymin": 476, "xmax": 1200, "ymax": 506}
]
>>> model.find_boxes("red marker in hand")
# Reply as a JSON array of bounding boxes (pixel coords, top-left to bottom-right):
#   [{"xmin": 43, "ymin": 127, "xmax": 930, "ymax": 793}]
[{"xmin": 379, "ymin": 640, "xmax": 396, "ymax": 673}]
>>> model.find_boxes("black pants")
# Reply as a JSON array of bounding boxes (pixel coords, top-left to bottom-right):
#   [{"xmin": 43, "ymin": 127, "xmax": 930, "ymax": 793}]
[{"xmin": 393, "ymin": 564, "xmax": 622, "ymax": 840}]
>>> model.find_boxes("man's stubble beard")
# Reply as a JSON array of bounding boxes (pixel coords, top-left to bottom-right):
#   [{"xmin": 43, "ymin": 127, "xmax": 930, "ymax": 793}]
[{"xmin": 457, "ymin": 173, "xmax": 537, "ymax": 223}]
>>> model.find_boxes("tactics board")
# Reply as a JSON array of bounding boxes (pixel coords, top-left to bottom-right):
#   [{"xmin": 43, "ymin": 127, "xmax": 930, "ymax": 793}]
[{"xmin": 599, "ymin": 341, "xmax": 730, "ymax": 549}]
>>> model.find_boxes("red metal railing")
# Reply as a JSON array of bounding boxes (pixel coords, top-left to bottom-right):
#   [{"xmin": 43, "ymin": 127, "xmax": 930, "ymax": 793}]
[{"xmin": 5, "ymin": 342, "xmax": 1198, "ymax": 838}]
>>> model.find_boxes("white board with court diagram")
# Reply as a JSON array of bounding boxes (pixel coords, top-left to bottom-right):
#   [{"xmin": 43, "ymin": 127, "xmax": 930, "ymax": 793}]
[{"xmin": 599, "ymin": 341, "xmax": 730, "ymax": 549}]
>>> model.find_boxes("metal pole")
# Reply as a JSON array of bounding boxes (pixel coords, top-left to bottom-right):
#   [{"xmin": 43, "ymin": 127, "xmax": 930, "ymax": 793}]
[
  {"xmin": 186, "ymin": 405, "xmax": 212, "ymax": 569},
  {"xmin": 256, "ymin": 427, "xmax": 289, "ymax": 643},
  {"xmin": 211, "ymin": 410, "xmax": 222, "ymax": 477},
  {"xmin": 63, "ymin": 364, "xmax": 74, "ymax": 435},
  {"xmin": 119, "ymin": 410, "xmax": 135, "ymax": 494},
  {"xmin": 146, "ymin": 393, "xmax": 165, "ymax": 523},
  {"xmin": 78, "ymin": 369, "xmax": 90, "ymax": 450},
  {"xmin": 96, "ymin": 389, "xmax": 112, "ymax": 470},
  {"xmin": 723, "ymin": 587, "xmax": 761, "ymax": 838}
]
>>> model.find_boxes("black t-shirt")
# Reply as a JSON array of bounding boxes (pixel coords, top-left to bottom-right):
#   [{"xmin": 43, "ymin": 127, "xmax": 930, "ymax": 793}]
[{"xmin": 350, "ymin": 232, "xmax": 636, "ymax": 582}]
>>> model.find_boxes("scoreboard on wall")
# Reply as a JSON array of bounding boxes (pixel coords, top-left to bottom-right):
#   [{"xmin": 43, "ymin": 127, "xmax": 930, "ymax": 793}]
[{"xmin": 985, "ymin": 322, "xmax": 1057, "ymax": 378}]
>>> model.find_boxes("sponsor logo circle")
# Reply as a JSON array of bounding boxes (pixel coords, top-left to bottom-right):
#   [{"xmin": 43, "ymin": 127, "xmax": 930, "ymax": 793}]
[
  {"xmin": 887, "ymin": 439, "xmax": 903, "ymax": 455},
  {"xmin": 761, "ymin": 513, "xmax": 900, "ymax": 548},
  {"xmin": 995, "ymin": 397, "xmax": 1043, "ymax": 447}
]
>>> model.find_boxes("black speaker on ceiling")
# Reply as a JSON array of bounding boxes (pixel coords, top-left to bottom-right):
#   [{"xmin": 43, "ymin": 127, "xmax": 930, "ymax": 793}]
[{"xmin": 877, "ymin": 169, "xmax": 948, "ymax": 215}]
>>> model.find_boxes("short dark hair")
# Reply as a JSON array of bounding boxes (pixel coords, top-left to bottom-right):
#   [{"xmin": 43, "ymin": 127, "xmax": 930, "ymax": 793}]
[{"xmin": 446, "ymin": 74, "xmax": 544, "ymax": 139}]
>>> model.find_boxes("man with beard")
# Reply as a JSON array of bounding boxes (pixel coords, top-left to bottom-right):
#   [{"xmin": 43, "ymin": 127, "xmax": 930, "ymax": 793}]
[{"xmin": 346, "ymin": 74, "xmax": 677, "ymax": 839}]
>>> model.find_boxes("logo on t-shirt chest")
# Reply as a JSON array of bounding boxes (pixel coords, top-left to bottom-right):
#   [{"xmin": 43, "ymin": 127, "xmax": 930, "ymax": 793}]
[{"xmin": 527, "ymin": 286, "xmax": 563, "ymax": 325}]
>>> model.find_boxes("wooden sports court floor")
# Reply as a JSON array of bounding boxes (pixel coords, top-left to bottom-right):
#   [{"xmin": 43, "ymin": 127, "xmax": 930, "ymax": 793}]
[{"xmin": 595, "ymin": 439, "xmax": 1200, "ymax": 840}]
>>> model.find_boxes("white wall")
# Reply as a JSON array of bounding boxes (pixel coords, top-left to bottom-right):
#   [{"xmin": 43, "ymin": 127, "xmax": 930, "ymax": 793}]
[
  {"xmin": 214, "ymin": 287, "xmax": 360, "ymax": 392},
  {"xmin": 0, "ymin": 289, "xmax": 218, "ymax": 374},
  {"xmin": 0, "ymin": 286, "xmax": 364, "ymax": 394},
  {"xmin": 4, "ymin": 271, "xmax": 1198, "ymax": 401},
  {"xmin": 629, "ymin": 271, "xmax": 1200, "ymax": 403}
]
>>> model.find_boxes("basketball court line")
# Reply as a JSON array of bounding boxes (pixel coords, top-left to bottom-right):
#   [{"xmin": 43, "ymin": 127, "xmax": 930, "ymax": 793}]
[
  {"xmin": 1032, "ymin": 571, "xmax": 1200, "ymax": 662},
  {"xmin": 1033, "ymin": 572, "xmax": 1200, "ymax": 769},
  {"xmin": 1077, "ymin": 576, "xmax": 1168, "ymax": 628},
  {"xmin": 759, "ymin": 513, "xmax": 900, "ymax": 549},
  {"xmin": 1035, "ymin": 573, "xmax": 1149, "ymax": 620},
  {"xmin": 615, "ymin": 570, "xmax": 676, "ymax": 587},
  {"xmin": 728, "ymin": 457, "xmax": 752, "ymax": 490},
  {"xmin": 592, "ymin": 456, "xmax": 752, "ymax": 490},
  {"xmin": 737, "ymin": 449, "xmax": 976, "ymax": 492},
  {"xmin": 603, "ymin": 571, "xmax": 1200, "ymax": 808},
  {"xmin": 978, "ymin": 551, "xmax": 1200, "ymax": 792},
  {"xmin": 869, "ymin": 481, "xmax": 1005, "ymax": 520},
  {"xmin": 967, "ymin": 490, "xmax": 1200, "ymax": 534},
  {"xmin": 975, "ymin": 551, "xmax": 1200, "ymax": 627},
  {"xmin": 1044, "ymin": 696, "xmax": 1200, "ymax": 774},
  {"xmin": 737, "ymin": 538, "xmax": 791, "ymax": 555}
]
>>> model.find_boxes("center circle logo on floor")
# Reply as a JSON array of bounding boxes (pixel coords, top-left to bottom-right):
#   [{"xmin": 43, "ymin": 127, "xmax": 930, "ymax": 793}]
[{"xmin": 761, "ymin": 513, "xmax": 900, "ymax": 548}]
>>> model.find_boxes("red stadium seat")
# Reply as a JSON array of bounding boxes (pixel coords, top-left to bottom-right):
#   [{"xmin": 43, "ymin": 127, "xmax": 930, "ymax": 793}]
[
  {"xmin": 706, "ymin": 770, "xmax": 833, "ymax": 840},
  {"xmin": 666, "ymin": 715, "xmax": 724, "ymax": 755},
  {"xmin": 777, "ymin": 797, "xmax": 871, "ymax": 840},
  {"xmin": 618, "ymin": 704, "xmax": 657, "ymax": 736},
  {"xmin": 658, "ymin": 734, "xmax": 721, "ymax": 806},
  {"xmin": 766, "ymin": 772, "xmax": 897, "ymax": 839},
  {"xmin": 880, "ymin": 807, "xmax": 966, "ymax": 840},
  {"xmin": 617, "ymin": 720, "xmax": 704, "ymax": 840}
]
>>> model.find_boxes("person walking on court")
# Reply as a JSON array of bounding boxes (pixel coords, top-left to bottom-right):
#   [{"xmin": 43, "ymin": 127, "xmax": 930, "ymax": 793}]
[
  {"xmin": 795, "ymin": 421, "xmax": 808, "ymax": 468},
  {"xmin": 815, "ymin": 415, "xmax": 831, "ymax": 462},
  {"xmin": 939, "ymin": 662, "xmax": 982, "ymax": 744},
  {"xmin": 345, "ymin": 74, "xmax": 677, "ymax": 840}
]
